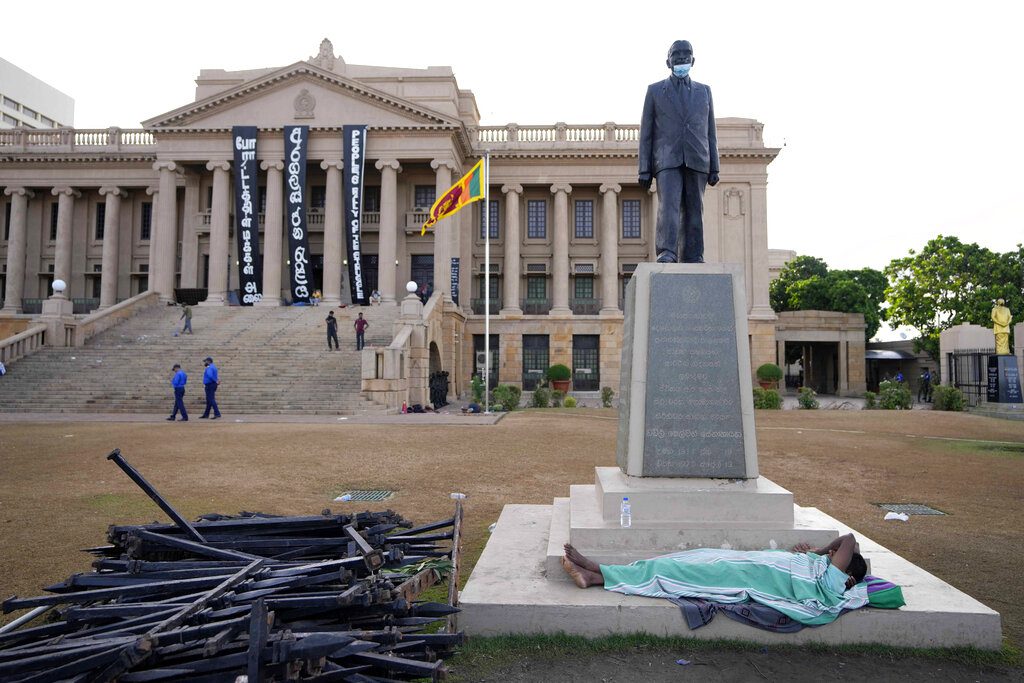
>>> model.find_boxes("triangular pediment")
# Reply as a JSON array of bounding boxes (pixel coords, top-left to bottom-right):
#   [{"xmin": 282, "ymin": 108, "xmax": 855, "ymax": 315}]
[{"xmin": 142, "ymin": 62, "xmax": 463, "ymax": 130}]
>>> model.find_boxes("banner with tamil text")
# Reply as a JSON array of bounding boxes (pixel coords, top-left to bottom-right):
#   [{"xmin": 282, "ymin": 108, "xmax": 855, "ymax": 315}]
[{"xmin": 232, "ymin": 125, "xmax": 262, "ymax": 304}]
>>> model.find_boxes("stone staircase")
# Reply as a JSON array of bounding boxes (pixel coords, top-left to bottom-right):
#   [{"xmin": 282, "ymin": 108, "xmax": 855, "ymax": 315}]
[{"xmin": 0, "ymin": 304, "xmax": 400, "ymax": 415}]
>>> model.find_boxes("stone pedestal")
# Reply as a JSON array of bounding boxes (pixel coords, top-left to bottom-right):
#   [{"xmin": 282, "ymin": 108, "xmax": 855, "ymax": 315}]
[
  {"xmin": 987, "ymin": 355, "xmax": 1022, "ymax": 404},
  {"xmin": 38, "ymin": 295, "xmax": 75, "ymax": 346}
]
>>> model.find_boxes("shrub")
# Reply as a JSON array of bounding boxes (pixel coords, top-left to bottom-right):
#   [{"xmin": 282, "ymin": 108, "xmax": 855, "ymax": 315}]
[
  {"xmin": 545, "ymin": 364, "xmax": 572, "ymax": 382},
  {"xmin": 863, "ymin": 391, "xmax": 877, "ymax": 409},
  {"xmin": 563, "ymin": 396, "xmax": 578, "ymax": 408},
  {"xmin": 531, "ymin": 387, "xmax": 551, "ymax": 408},
  {"xmin": 932, "ymin": 385, "xmax": 965, "ymax": 412},
  {"xmin": 755, "ymin": 363, "xmax": 783, "ymax": 383},
  {"xmin": 471, "ymin": 375, "xmax": 484, "ymax": 404},
  {"xmin": 492, "ymin": 384, "xmax": 522, "ymax": 411},
  {"xmin": 601, "ymin": 386, "xmax": 615, "ymax": 408},
  {"xmin": 550, "ymin": 389, "xmax": 565, "ymax": 407},
  {"xmin": 798, "ymin": 387, "xmax": 819, "ymax": 409},
  {"xmin": 878, "ymin": 379, "xmax": 912, "ymax": 410},
  {"xmin": 753, "ymin": 387, "xmax": 782, "ymax": 409}
]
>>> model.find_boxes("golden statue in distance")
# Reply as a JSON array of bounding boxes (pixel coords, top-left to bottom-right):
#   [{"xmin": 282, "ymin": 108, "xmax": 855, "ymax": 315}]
[{"xmin": 992, "ymin": 298, "xmax": 1012, "ymax": 355}]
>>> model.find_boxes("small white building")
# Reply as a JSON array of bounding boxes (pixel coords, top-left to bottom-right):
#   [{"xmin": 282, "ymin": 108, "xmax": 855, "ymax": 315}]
[{"xmin": 0, "ymin": 57, "xmax": 74, "ymax": 130}]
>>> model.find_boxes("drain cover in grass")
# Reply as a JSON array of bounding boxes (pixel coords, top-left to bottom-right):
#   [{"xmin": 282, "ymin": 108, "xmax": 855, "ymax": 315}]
[
  {"xmin": 876, "ymin": 503, "xmax": 946, "ymax": 516},
  {"xmin": 337, "ymin": 490, "xmax": 395, "ymax": 502}
]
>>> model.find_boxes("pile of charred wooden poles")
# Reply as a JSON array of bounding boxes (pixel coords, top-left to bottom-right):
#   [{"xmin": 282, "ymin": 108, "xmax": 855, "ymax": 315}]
[{"xmin": 0, "ymin": 449, "xmax": 466, "ymax": 682}]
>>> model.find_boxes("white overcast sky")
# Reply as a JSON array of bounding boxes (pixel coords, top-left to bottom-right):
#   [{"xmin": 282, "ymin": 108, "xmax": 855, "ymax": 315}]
[{"xmin": 4, "ymin": 0, "xmax": 1021, "ymax": 273}]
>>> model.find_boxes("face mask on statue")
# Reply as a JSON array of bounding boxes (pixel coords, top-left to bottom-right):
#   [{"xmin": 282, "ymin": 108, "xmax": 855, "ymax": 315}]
[{"xmin": 672, "ymin": 63, "xmax": 692, "ymax": 78}]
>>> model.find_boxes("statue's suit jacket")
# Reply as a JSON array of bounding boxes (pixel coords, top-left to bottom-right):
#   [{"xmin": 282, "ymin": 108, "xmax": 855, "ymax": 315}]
[{"xmin": 639, "ymin": 76, "xmax": 719, "ymax": 176}]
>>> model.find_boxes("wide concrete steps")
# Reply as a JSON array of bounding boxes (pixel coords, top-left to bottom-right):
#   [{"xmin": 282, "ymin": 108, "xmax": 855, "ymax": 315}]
[
  {"xmin": 459, "ymin": 504, "xmax": 1002, "ymax": 649},
  {"xmin": 0, "ymin": 304, "xmax": 401, "ymax": 415}
]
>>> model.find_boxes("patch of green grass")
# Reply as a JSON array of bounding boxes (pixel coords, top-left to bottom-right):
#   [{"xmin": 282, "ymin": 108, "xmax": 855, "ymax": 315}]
[
  {"xmin": 81, "ymin": 493, "xmax": 158, "ymax": 517},
  {"xmin": 923, "ymin": 438, "xmax": 1024, "ymax": 460},
  {"xmin": 446, "ymin": 633, "xmax": 1021, "ymax": 680}
]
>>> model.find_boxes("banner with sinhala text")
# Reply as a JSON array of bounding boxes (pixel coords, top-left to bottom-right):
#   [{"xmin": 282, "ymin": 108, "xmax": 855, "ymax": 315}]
[
  {"xmin": 284, "ymin": 125, "xmax": 311, "ymax": 303},
  {"xmin": 232, "ymin": 125, "xmax": 262, "ymax": 304},
  {"xmin": 342, "ymin": 125, "xmax": 368, "ymax": 305}
]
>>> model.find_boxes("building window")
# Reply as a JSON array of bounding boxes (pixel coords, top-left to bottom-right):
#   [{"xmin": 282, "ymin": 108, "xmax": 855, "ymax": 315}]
[
  {"xmin": 572, "ymin": 335, "xmax": 601, "ymax": 391},
  {"xmin": 95, "ymin": 202, "xmax": 106, "ymax": 240},
  {"xmin": 140, "ymin": 202, "xmax": 153, "ymax": 241},
  {"xmin": 41, "ymin": 116, "xmax": 54, "ymax": 128},
  {"xmin": 310, "ymin": 185, "xmax": 326, "ymax": 209},
  {"xmin": 527, "ymin": 200, "xmax": 546, "ymax": 239},
  {"xmin": 259, "ymin": 185, "xmax": 266, "ymax": 213},
  {"xmin": 522, "ymin": 334, "xmax": 550, "ymax": 391},
  {"xmin": 526, "ymin": 275, "xmax": 547, "ymax": 300},
  {"xmin": 2, "ymin": 96, "xmax": 18, "ymax": 110},
  {"xmin": 479, "ymin": 274, "xmax": 500, "ymax": 300},
  {"xmin": 2, "ymin": 114, "xmax": 18, "ymax": 126},
  {"xmin": 363, "ymin": 186, "xmax": 381, "ymax": 212},
  {"xmin": 574, "ymin": 200, "xmax": 594, "ymax": 239},
  {"xmin": 574, "ymin": 275, "xmax": 594, "ymax": 300},
  {"xmin": 206, "ymin": 186, "xmax": 214, "ymax": 210},
  {"xmin": 49, "ymin": 203, "xmax": 59, "ymax": 241},
  {"xmin": 622, "ymin": 199, "xmax": 641, "ymax": 238},
  {"xmin": 3, "ymin": 201, "xmax": 10, "ymax": 241},
  {"xmin": 21, "ymin": 106, "xmax": 38, "ymax": 120},
  {"xmin": 414, "ymin": 185, "xmax": 436, "ymax": 209},
  {"xmin": 479, "ymin": 199, "xmax": 500, "ymax": 239}
]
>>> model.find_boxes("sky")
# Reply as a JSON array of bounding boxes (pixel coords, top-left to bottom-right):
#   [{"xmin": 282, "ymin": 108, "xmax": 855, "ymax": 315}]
[{"xmin": 3, "ymin": 0, "xmax": 1022, "ymax": 276}]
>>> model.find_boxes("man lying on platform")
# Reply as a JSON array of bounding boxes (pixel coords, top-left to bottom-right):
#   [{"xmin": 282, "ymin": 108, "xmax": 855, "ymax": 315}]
[{"xmin": 562, "ymin": 533, "xmax": 902, "ymax": 627}]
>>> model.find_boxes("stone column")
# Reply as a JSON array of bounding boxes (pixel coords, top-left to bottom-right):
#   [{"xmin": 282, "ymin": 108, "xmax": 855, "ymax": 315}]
[
  {"xmin": 97, "ymin": 187, "xmax": 125, "ymax": 309},
  {"xmin": 375, "ymin": 159, "xmax": 402, "ymax": 304},
  {"xmin": 146, "ymin": 186, "xmax": 159, "ymax": 291},
  {"xmin": 1, "ymin": 187, "xmax": 33, "ymax": 313},
  {"xmin": 180, "ymin": 173, "xmax": 200, "ymax": 287},
  {"xmin": 202, "ymin": 161, "xmax": 231, "ymax": 305},
  {"xmin": 838, "ymin": 336, "xmax": 849, "ymax": 395},
  {"xmin": 320, "ymin": 160, "xmax": 344, "ymax": 306},
  {"xmin": 257, "ymin": 160, "xmax": 284, "ymax": 306},
  {"xmin": 550, "ymin": 183, "xmax": 572, "ymax": 315},
  {"xmin": 51, "ymin": 186, "xmax": 79, "ymax": 294},
  {"xmin": 500, "ymin": 184, "xmax": 523, "ymax": 315},
  {"xmin": 431, "ymin": 159, "xmax": 456, "ymax": 302},
  {"xmin": 749, "ymin": 180, "xmax": 776, "ymax": 319},
  {"xmin": 599, "ymin": 183, "xmax": 621, "ymax": 315},
  {"xmin": 153, "ymin": 161, "xmax": 179, "ymax": 302}
]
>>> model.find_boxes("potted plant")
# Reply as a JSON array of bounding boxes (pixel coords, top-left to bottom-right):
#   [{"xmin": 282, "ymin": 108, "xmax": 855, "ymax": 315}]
[
  {"xmin": 546, "ymin": 364, "xmax": 572, "ymax": 393},
  {"xmin": 755, "ymin": 363, "xmax": 783, "ymax": 390}
]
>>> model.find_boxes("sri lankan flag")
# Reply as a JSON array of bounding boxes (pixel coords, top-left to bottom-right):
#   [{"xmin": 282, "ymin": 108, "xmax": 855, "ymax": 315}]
[{"xmin": 421, "ymin": 159, "xmax": 484, "ymax": 235}]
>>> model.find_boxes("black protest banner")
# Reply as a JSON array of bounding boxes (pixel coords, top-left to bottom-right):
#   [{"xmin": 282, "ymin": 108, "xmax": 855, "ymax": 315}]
[
  {"xmin": 342, "ymin": 125, "xmax": 367, "ymax": 305},
  {"xmin": 232, "ymin": 126, "xmax": 262, "ymax": 304},
  {"xmin": 284, "ymin": 126, "xmax": 312, "ymax": 303},
  {"xmin": 450, "ymin": 257, "xmax": 460, "ymax": 305}
]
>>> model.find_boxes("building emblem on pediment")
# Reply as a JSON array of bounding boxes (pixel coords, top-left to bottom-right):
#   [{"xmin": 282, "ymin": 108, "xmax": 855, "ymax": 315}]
[
  {"xmin": 724, "ymin": 187, "xmax": 745, "ymax": 219},
  {"xmin": 294, "ymin": 89, "xmax": 317, "ymax": 120},
  {"xmin": 310, "ymin": 38, "xmax": 343, "ymax": 71}
]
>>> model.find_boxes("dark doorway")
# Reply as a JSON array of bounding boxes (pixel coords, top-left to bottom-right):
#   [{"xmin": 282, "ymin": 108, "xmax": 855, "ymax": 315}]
[
  {"xmin": 784, "ymin": 342, "xmax": 838, "ymax": 394},
  {"xmin": 411, "ymin": 255, "xmax": 433, "ymax": 291},
  {"xmin": 473, "ymin": 334, "xmax": 500, "ymax": 389},
  {"xmin": 362, "ymin": 254, "xmax": 379, "ymax": 295},
  {"xmin": 572, "ymin": 335, "xmax": 600, "ymax": 390},
  {"xmin": 311, "ymin": 254, "xmax": 324, "ymax": 293},
  {"xmin": 522, "ymin": 334, "xmax": 549, "ymax": 390}
]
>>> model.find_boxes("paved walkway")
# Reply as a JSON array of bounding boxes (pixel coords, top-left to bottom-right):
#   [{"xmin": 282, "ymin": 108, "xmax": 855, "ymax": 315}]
[{"xmin": 0, "ymin": 410, "xmax": 506, "ymax": 425}]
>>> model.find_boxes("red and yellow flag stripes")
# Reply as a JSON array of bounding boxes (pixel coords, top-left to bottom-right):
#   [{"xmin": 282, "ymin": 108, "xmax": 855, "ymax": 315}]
[{"xmin": 421, "ymin": 159, "xmax": 484, "ymax": 235}]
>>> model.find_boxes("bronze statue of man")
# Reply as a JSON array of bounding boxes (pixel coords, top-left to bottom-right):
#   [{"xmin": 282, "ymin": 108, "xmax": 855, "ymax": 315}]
[
  {"xmin": 992, "ymin": 298, "xmax": 1012, "ymax": 356},
  {"xmin": 639, "ymin": 40, "xmax": 720, "ymax": 263}
]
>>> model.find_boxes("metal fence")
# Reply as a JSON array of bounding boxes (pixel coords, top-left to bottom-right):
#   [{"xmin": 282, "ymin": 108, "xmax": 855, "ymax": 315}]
[{"xmin": 947, "ymin": 348, "xmax": 994, "ymax": 407}]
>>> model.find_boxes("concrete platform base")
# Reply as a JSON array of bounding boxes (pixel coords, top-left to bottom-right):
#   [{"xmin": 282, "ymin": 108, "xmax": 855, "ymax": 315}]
[{"xmin": 461, "ymin": 504, "xmax": 1002, "ymax": 649}]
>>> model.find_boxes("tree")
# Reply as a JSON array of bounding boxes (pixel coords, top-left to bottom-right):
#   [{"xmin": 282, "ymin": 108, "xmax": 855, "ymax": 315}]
[
  {"xmin": 770, "ymin": 256, "xmax": 885, "ymax": 340},
  {"xmin": 884, "ymin": 235, "xmax": 1023, "ymax": 360}
]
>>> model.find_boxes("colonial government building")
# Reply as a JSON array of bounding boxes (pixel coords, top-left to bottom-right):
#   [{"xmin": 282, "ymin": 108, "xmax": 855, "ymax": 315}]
[{"xmin": 0, "ymin": 40, "xmax": 867, "ymax": 402}]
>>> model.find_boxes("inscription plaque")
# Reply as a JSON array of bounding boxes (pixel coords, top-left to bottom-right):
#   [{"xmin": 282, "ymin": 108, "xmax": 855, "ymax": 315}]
[
  {"xmin": 643, "ymin": 273, "xmax": 746, "ymax": 477},
  {"xmin": 988, "ymin": 355, "xmax": 1023, "ymax": 403}
]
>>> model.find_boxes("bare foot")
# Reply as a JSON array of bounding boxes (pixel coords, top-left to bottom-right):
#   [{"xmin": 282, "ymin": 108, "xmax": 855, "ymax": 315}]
[
  {"xmin": 562, "ymin": 555, "xmax": 598, "ymax": 588},
  {"xmin": 564, "ymin": 543, "xmax": 601, "ymax": 573}
]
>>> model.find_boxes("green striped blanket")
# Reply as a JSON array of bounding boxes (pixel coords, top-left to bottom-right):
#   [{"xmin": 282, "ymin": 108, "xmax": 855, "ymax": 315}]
[{"xmin": 600, "ymin": 548, "xmax": 868, "ymax": 626}]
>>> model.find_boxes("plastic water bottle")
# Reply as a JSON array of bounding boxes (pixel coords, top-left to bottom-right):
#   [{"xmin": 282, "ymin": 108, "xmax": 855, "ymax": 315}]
[{"xmin": 620, "ymin": 497, "xmax": 632, "ymax": 528}]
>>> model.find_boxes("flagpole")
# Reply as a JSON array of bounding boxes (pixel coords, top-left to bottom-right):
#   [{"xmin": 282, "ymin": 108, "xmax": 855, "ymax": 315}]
[{"xmin": 483, "ymin": 150, "xmax": 491, "ymax": 415}]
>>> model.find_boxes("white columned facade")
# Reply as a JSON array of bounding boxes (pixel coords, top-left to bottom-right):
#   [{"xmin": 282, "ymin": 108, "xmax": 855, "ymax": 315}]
[
  {"xmin": 430, "ymin": 159, "xmax": 456, "ymax": 302},
  {"xmin": 257, "ymin": 159, "xmax": 284, "ymax": 306},
  {"xmin": 550, "ymin": 183, "xmax": 572, "ymax": 315},
  {"xmin": 51, "ymin": 186, "xmax": 79, "ymax": 295},
  {"xmin": 153, "ymin": 161, "xmax": 179, "ymax": 302},
  {"xmin": 97, "ymin": 186, "xmax": 124, "ymax": 309},
  {"xmin": 1, "ymin": 187, "xmax": 33, "ymax": 313},
  {"xmin": 599, "ymin": 183, "xmax": 621, "ymax": 314},
  {"xmin": 375, "ymin": 159, "xmax": 402, "ymax": 304},
  {"xmin": 320, "ymin": 159, "xmax": 344, "ymax": 307},
  {"xmin": 749, "ymin": 180, "xmax": 775, "ymax": 318},
  {"xmin": 202, "ymin": 161, "xmax": 231, "ymax": 305},
  {"xmin": 146, "ymin": 186, "xmax": 159, "ymax": 292},
  {"xmin": 500, "ymin": 184, "xmax": 523, "ymax": 315}
]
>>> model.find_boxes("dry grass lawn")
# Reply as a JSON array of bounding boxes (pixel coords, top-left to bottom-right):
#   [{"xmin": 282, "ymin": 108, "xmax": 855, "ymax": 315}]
[{"xmin": 0, "ymin": 409, "xmax": 1022, "ymax": 651}]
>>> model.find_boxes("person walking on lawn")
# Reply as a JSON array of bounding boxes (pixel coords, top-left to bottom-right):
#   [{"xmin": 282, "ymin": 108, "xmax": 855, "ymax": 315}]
[
  {"xmin": 200, "ymin": 356, "xmax": 221, "ymax": 419},
  {"xmin": 168, "ymin": 364, "xmax": 188, "ymax": 421}
]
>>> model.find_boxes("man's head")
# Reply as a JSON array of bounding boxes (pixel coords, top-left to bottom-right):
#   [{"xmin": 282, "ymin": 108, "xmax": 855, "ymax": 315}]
[
  {"xmin": 848, "ymin": 552, "xmax": 868, "ymax": 585},
  {"xmin": 329, "ymin": 310, "xmax": 334, "ymax": 316},
  {"xmin": 172, "ymin": 364, "xmax": 181, "ymax": 371},
  {"xmin": 204, "ymin": 357, "xmax": 213, "ymax": 366},
  {"xmin": 997, "ymin": 298, "xmax": 1005, "ymax": 305},
  {"xmin": 666, "ymin": 40, "xmax": 695, "ymax": 74},
  {"xmin": 358, "ymin": 312, "xmax": 364, "ymax": 319}
]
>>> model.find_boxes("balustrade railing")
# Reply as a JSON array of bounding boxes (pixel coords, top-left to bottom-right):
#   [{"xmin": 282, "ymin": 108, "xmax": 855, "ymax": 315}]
[
  {"xmin": 474, "ymin": 123, "xmax": 640, "ymax": 147},
  {"xmin": 470, "ymin": 297, "xmax": 502, "ymax": 315},
  {"xmin": 569, "ymin": 297, "xmax": 601, "ymax": 315},
  {"xmin": 0, "ymin": 127, "xmax": 155, "ymax": 153},
  {"xmin": 0, "ymin": 324, "xmax": 47, "ymax": 366},
  {"xmin": 521, "ymin": 298, "xmax": 552, "ymax": 315},
  {"xmin": 405, "ymin": 210, "xmax": 431, "ymax": 232}
]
